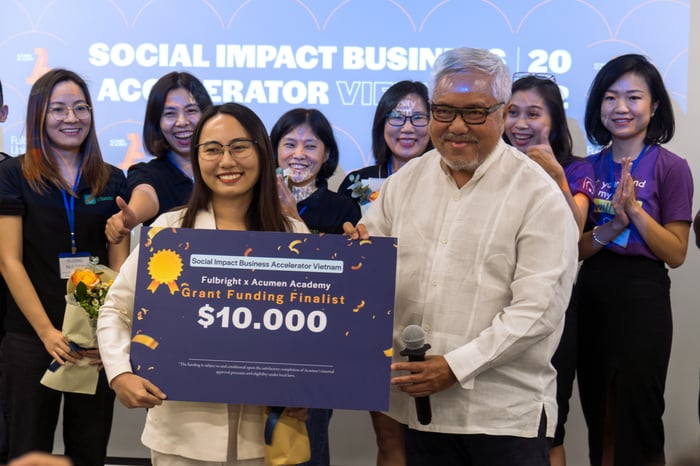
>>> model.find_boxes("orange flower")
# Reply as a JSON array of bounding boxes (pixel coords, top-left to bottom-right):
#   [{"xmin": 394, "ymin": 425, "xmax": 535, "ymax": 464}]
[
  {"xmin": 70, "ymin": 269, "xmax": 100, "ymax": 288},
  {"xmin": 369, "ymin": 191, "xmax": 379, "ymax": 202}
]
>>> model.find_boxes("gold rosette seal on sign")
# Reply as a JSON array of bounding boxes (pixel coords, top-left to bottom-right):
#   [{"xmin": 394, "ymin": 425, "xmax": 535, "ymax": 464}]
[{"xmin": 147, "ymin": 249, "xmax": 183, "ymax": 294}]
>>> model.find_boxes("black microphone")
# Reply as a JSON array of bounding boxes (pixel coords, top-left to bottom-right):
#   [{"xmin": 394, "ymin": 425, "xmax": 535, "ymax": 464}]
[{"xmin": 399, "ymin": 324, "xmax": 432, "ymax": 425}]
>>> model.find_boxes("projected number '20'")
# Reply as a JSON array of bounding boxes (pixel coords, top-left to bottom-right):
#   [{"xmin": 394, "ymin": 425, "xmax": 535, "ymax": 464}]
[
  {"xmin": 197, "ymin": 304, "xmax": 328, "ymax": 333},
  {"xmin": 526, "ymin": 49, "xmax": 572, "ymax": 108},
  {"xmin": 527, "ymin": 49, "xmax": 572, "ymax": 74}
]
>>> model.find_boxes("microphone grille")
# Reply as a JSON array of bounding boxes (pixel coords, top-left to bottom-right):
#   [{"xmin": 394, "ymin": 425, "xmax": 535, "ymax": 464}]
[{"xmin": 401, "ymin": 325, "xmax": 426, "ymax": 350}]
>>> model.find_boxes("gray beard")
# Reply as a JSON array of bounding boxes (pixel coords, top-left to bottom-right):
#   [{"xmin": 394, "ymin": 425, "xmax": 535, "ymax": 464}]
[{"xmin": 441, "ymin": 156, "xmax": 482, "ymax": 174}]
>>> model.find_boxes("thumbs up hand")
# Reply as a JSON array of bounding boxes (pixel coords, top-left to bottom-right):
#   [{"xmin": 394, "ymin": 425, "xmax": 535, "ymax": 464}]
[{"xmin": 105, "ymin": 196, "xmax": 137, "ymax": 244}]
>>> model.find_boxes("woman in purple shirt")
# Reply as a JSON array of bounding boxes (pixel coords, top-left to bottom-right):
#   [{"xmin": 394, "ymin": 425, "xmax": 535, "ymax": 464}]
[{"xmin": 576, "ymin": 54, "xmax": 693, "ymax": 466}]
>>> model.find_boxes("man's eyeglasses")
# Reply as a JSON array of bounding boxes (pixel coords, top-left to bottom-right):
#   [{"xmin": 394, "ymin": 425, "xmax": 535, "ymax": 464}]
[
  {"xmin": 385, "ymin": 112, "xmax": 429, "ymax": 127},
  {"xmin": 48, "ymin": 104, "xmax": 92, "ymax": 121},
  {"xmin": 430, "ymin": 102, "xmax": 504, "ymax": 125},
  {"xmin": 196, "ymin": 138, "xmax": 258, "ymax": 161},
  {"xmin": 512, "ymin": 72, "xmax": 556, "ymax": 83}
]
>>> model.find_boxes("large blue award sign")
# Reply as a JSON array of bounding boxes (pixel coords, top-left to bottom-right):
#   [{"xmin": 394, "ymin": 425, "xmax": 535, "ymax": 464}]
[{"xmin": 130, "ymin": 226, "xmax": 397, "ymax": 411}]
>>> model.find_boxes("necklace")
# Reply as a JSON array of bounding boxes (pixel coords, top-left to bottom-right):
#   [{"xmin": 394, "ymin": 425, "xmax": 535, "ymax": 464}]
[{"xmin": 291, "ymin": 183, "xmax": 317, "ymax": 202}]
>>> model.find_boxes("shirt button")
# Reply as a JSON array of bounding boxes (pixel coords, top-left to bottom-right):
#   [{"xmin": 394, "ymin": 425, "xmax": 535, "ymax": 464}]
[
  {"xmin": 423, "ymin": 324, "xmax": 431, "ymax": 332},
  {"xmin": 441, "ymin": 238, "xmax": 448, "ymax": 244},
  {"xmin": 431, "ymin": 280, "xmax": 438, "ymax": 287}
]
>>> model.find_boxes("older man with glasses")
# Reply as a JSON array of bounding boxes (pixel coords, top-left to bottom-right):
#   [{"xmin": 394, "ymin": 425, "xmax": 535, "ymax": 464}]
[{"xmin": 344, "ymin": 47, "xmax": 579, "ymax": 466}]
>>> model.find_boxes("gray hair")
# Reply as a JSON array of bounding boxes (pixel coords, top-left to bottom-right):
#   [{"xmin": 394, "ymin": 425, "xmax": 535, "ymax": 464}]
[{"xmin": 430, "ymin": 48, "xmax": 511, "ymax": 103}]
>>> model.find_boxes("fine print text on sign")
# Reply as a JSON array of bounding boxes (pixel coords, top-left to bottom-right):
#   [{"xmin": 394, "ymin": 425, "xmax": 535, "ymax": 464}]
[{"xmin": 130, "ymin": 226, "xmax": 397, "ymax": 411}]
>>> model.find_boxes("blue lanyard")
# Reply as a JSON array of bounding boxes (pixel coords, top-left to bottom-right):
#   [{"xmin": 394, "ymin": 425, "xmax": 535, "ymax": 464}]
[
  {"xmin": 298, "ymin": 205, "xmax": 308, "ymax": 216},
  {"xmin": 167, "ymin": 151, "xmax": 194, "ymax": 183},
  {"xmin": 61, "ymin": 157, "xmax": 84, "ymax": 255},
  {"xmin": 607, "ymin": 144, "xmax": 648, "ymax": 188}
]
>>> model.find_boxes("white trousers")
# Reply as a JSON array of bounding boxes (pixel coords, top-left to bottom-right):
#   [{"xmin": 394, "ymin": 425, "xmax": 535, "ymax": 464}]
[
  {"xmin": 151, "ymin": 450, "xmax": 266, "ymax": 466},
  {"xmin": 151, "ymin": 404, "xmax": 266, "ymax": 466}
]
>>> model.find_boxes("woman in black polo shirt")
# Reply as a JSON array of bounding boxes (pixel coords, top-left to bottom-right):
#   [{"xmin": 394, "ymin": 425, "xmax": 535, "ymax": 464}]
[
  {"xmin": 105, "ymin": 71, "xmax": 212, "ymax": 244},
  {"xmin": 0, "ymin": 69, "xmax": 129, "ymax": 466}
]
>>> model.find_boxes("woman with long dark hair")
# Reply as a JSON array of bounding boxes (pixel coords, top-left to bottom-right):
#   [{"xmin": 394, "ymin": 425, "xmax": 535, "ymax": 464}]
[
  {"xmin": 98, "ymin": 103, "xmax": 309, "ymax": 465},
  {"xmin": 0, "ymin": 68, "xmax": 130, "ymax": 465}
]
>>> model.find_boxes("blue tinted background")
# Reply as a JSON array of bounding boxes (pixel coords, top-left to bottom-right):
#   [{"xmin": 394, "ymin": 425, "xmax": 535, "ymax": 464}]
[{"xmin": 0, "ymin": 0, "xmax": 689, "ymax": 172}]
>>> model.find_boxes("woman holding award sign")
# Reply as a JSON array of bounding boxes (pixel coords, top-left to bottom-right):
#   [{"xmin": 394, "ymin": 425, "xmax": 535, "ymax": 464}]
[
  {"xmin": 98, "ymin": 103, "xmax": 310, "ymax": 465},
  {"xmin": 0, "ymin": 69, "xmax": 130, "ymax": 465}
]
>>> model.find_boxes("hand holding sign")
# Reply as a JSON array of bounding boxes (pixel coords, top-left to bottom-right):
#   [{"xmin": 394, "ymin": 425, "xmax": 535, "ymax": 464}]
[{"xmin": 130, "ymin": 227, "xmax": 397, "ymax": 410}]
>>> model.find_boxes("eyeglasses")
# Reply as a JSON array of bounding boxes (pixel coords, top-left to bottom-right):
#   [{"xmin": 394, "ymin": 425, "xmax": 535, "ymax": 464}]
[
  {"xmin": 196, "ymin": 138, "xmax": 258, "ymax": 161},
  {"xmin": 385, "ymin": 112, "xmax": 429, "ymax": 127},
  {"xmin": 430, "ymin": 102, "xmax": 504, "ymax": 125},
  {"xmin": 512, "ymin": 72, "xmax": 556, "ymax": 83},
  {"xmin": 48, "ymin": 104, "xmax": 92, "ymax": 121}
]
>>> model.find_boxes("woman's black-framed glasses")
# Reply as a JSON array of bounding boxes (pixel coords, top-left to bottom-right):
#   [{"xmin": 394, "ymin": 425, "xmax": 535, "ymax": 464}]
[
  {"xmin": 385, "ymin": 112, "xmax": 429, "ymax": 127},
  {"xmin": 196, "ymin": 138, "xmax": 258, "ymax": 161},
  {"xmin": 430, "ymin": 102, "xmax": 504, "ymax": 125}
]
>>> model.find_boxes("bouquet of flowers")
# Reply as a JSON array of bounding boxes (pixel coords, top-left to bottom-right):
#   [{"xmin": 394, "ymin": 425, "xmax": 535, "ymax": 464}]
[
  {"xmin": 40, "ymin": 261, "xmax": 116, "ymax": 394},
  {"xmin": 346, "ymin": 174, "xmax": 384, "ymax": 213}
]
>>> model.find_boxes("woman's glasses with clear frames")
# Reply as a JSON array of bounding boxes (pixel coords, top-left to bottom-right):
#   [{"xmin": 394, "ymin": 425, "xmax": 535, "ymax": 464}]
[
  {"xmin": 196, "ymin": 138, "xmax": 258, "ymax": 161},
  {"xmin": 47, "ymin": 104, "xmax": 92, "ymax": 121}
]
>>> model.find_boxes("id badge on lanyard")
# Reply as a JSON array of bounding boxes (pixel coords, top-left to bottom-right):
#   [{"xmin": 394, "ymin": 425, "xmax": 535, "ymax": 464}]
[
  {"xmin": 58, "ymin": 252, "xmax": 91, "ymax": 279},
  {"xmin": 57, "ymin": 157, "xmax": 91, "ymax": 278}
]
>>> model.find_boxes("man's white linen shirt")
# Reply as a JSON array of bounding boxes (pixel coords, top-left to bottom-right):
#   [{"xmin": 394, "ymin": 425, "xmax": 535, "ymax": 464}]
[{"xmin": 361, "ymin": 139, "xmax": 579, "ymax": 438}]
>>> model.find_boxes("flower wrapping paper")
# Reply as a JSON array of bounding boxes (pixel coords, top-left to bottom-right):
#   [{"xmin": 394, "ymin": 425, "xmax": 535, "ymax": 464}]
[{"xmin": 40, "ymin": 264, "xmax": 117, "ymax": 395}]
